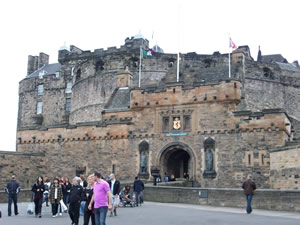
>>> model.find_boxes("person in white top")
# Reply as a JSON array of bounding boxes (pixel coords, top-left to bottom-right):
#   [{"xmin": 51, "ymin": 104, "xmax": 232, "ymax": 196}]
[{"xmin": 107, "ymin": 174, "xmax": 120, "ymax": 217}]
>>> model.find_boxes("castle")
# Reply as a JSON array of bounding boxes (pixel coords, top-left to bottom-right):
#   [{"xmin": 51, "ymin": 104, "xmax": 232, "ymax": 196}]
[{"xmin": 1, "ymin": 35, "xmax": 300, "ymax": 189}]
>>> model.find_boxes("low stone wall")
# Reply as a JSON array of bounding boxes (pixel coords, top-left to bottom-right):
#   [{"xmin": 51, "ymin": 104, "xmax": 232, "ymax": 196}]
[
  {"xmin": 0, "ymin": 189, "xmax": 32, "ymax": 203},
  {"xmin": 144, "ymin": 185, "xmax": 300, "ymax": 212}
]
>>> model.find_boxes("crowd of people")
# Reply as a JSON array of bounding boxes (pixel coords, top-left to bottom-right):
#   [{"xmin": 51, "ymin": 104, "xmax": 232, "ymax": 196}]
[{"xmin": 4, "ymin": 173, "xmax": 145, "ymax": 225}]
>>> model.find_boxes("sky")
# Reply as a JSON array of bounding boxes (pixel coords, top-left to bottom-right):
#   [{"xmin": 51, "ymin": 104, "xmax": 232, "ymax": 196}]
[{"xmin": 0, "ymin": 0, "xmax": 299, "ymax": 151}]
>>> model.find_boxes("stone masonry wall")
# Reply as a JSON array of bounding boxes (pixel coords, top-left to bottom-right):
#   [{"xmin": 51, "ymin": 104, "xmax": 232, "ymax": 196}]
[
  {"xmin": 0, "ymin": 151, "xmax": 45, "ymax": 189},
  {"xmin": 270, "ymin": 146, "xmax": 300, "ymax": 189},
  {"xmin": 143, "ymin": 186, "xmax": 300, "ymax": 212}
]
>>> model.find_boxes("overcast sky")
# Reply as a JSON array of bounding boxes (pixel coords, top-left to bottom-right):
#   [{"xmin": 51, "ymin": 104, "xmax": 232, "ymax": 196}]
[{"xmin": 0, "ymin": 0, "xmax": 299, "ymax": 151}]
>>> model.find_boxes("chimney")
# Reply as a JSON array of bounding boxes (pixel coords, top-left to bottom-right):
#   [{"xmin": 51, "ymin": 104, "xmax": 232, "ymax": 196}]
[
  {"xmin": 27, "ymin": 55, "xmax": 39, "ymax": 75},
  {"xmin": 38, "ymin": 52, "xmax": 49, "ymax": 69}
]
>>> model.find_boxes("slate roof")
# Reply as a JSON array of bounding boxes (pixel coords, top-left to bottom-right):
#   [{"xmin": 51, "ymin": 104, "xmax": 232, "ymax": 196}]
[
  {"xmin": 276, "ymin": 62, "xmax": 300, "ymax": 72},
  {"xmin": 26, "ymin": 63, "xmax": 61, "ymax": 79},
  {"xmin": 261, "ymin": 54, "xmax": 288, "ymax": 63},
  {"xmin": 104, "ymin": 87, "xmax": 130, "ymax": 112}
]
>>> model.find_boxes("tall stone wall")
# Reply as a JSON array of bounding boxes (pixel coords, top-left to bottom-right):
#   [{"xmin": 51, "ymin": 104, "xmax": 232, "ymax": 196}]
[
  {"xmin": 0, "ymin": 151, "xmax": 45, "ymax": 189},
  {"xmin": 270, "ymin": 146, "xmax": 300, "ymax": 189}
]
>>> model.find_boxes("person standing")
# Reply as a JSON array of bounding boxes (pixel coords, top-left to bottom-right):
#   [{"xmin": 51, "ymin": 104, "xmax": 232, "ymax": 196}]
[
  {"xmin": 44, "ymin": 178, "xmax": 51, "ymax": 207},
  {"xmin": 108, "ymin": 173, "xmax": 120, "ymax": 217},
  {"xmin": 49, "ymin": 178, "xmax": 63, "ymax": 217},
  {"xmin": 64, "ymin": 177, "xmax": 72, "ymax": 206},
  {"xmin": 82, "ymin": 174, "xmax": 95, "ymax": 225},
  {"xmin": 242, "ymin": 174, "xmax": 257, "ymax": 214},
  {"xmin": 5, "ymin": 175, "xmax": 20, "ymax": 216},
  {"xmin": 31, "ymin": 176, "xmax": 45, "ymax": 218},
  {"xmin": 133, "ymin": 176, "xmax": 144, "ymax": 206},
  {"xmin": 88, "ymin": 171, "xmax": 112, "ymax": 225},
  {"xmin": 80, "ymin": 175, "xmax": 88, "ymax": 216},
  {"xmin": 69, "ymin": 177, "xmax": 83, "ymax": 225}
]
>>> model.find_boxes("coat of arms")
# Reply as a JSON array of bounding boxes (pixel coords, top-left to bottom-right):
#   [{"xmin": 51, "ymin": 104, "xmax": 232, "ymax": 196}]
[{"xmin": 173, "ymin": 117, "xmax": 181, "ymax": 130}]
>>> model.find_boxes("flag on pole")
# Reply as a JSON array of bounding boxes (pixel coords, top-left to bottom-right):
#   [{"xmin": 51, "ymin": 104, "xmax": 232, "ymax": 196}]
[
  {"xmin": 142, "ymin": 48, "xmax": 155, "ymax": 57},
  {"xmin": 229, "ymin": 37, "xmax": 237, "ymax": 49}
]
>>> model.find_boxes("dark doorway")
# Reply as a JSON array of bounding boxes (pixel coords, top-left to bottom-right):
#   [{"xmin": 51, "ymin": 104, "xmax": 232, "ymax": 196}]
[{"xmin": 165, "ymin": 149, "xmax": 190, "ymax": 178}]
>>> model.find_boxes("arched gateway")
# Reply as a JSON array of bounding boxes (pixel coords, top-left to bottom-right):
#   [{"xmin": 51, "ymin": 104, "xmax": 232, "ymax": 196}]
[{"xmin": 158, "ymin": 142, "xmax": 196, "ymax": 180}]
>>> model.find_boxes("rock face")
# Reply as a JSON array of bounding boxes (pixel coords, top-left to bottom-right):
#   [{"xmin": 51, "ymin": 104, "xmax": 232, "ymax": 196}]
[{"xmin": 3, "ymin": 37, "xmax": 300, "ymax": 189}]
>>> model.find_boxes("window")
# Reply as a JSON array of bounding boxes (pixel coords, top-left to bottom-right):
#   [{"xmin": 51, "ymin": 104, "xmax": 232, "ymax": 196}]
[
  {"xmin": 76, "ymin": 69, "xmax": 81, "ymax": 80},
  {"xmin": 65, "ymin": 82, "xmax": 72, "ymax": 93},
  {"xmin": 162, "ymin": 117, "xmax": 169, "ymax": 133},
  {"xmin": 55, "ymin": 71, "xmax": 60, "ymax": 78},
  {"xmin": 37, "ymin": 85, "xmax": 44, "ymax": 96},
  {"xmin": 263, "ymin": 67, "xmax": 274, "ymax": 79},
  {"xmin": 38, "ymin": 70, "xmax": 46, "ymax": 79},
  {"xmin": 112, "ymin": 164, "xmax": 116, "ymax": 174},
  {"xmin": 66, "ymin": 98, "xmax": 71, "ymax": 112},
  {"xmin": 262, "ymin": 154, "xmax": 265, "ymax": 165},
  {"xmin": 248, "ymin": 154, "xmax": 251, "ymax": 165},
  {"xmin": 183, "ymin": 116, "xmax": 191, "ymax": 130},
  {"xmin": 37, "ymin": 102, "xmax": 43, "ymax": 114}
]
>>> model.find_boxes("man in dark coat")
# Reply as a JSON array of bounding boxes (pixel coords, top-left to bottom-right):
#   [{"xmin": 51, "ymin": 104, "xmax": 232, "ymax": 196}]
[
  {"xmin": 108, "ymin": 173, "xmax": 120, "ymax": 216},
  {"xmin": 69, "ymin": 177, "xmax": 83, "ymax": 225},
  {"xmin": 5, "ymin": 175, "xmax": 20, "ymax": 216},
  {"xmin": 242, "ymin": 174, "xmax": 257, "ymax": 214},
  {"xmin": 133, "ymin": 176, "xmax": 144, "ymax": 206}
]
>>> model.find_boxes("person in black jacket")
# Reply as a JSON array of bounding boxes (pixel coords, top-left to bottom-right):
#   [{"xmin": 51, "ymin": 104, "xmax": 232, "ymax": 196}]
[
  {"xmin": 82, "ymin": 174, "xmax": 95, "ymax": 225},
  {"xmin": 133, "ymin": 176, "xmax": 144, "ymax": 206},
  {"xmin": 108, "ymin": 173, "xmax": 120, "ymax": 217},
  {"xmin": 69, "ymin": 177, "xmax": 83, "ymax": 225},
  {"xmin": 31, "ymin": 176, "xmax": 45, "ymax": 218},
  {"xmin": 5, "ymin": 175, "xmax": 20, "ymax": 216},
  {"xmin": 64, "ymin": 177, "xmax": 72, "ymax": 206}
]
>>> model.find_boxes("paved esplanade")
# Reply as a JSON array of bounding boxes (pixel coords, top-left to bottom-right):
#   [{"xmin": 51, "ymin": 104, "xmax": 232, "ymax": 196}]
[{"xmin": 1, "ymin": 202, "xmax": 300, "ymax": 225}]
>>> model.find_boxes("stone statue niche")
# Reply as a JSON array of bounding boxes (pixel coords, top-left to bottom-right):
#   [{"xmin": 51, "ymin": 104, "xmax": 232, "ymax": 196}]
[
  {"xmin": 203, "ymin": 137, "xmax": 217, "ymax": 178},
  {"xmin": 138, "ymin": 141, "xmax": 149, "ymax": 179}
]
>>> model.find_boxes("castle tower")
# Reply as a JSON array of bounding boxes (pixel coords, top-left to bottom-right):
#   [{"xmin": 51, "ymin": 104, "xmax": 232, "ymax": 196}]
[{"xmin": 116, "ymin": 66, "xmax": 133, "ymax": 88}]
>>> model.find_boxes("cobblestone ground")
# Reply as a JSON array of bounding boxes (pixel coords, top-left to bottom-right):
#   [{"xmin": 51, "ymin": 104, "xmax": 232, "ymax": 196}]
[{"xmin": 1, "ymin": 201, "xmax": 300, "ymax": 225}]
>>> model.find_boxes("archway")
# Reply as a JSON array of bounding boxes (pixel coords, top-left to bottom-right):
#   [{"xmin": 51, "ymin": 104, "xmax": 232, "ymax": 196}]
[{"xmin": 158, "ymin": 142, "xmax": 195, "ymax": 179}]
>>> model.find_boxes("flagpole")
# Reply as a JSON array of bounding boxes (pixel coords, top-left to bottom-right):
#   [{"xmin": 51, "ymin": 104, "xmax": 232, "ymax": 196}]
[
  {"xmin": 177, "ymin": 52, "xmax": 180, "ymax": 82},
  {"xmin": 228, "ymin": 50, "xmax": 231, "ymax": 79},
  {"xmin": 139, "ymin": 46, "xmax": 142, "ymax": 88}
]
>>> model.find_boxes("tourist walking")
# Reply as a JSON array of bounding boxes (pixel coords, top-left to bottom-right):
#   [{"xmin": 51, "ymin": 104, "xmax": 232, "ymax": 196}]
[
  {"xmin": 108, "ymin": 173, "xmax": 120, "ymax": 217},
  {"xmin": 133, "ymin": 176, "xmax": 144, "ymax": 206},
  {"xmin": 44, "ymin": 178, "xmax": 51, "ymax": 207},
  {"xmin": 5, "ymin": 175, "xmax": 20, "ymax": 216},
  {"xmin": 80, "ymin": 175, "xmax": 88, "ymax": 216},
  {"xmin": 64, "ymin": 177, "xmax": 72, "ymax": 206},
  {"xmin": 88, "ymin": 171, "xmax": 112, "ymax": 225},
  {"xmin": 49, "ymin": 178, "xmax": 63, "ymax": 217},
  {"xmin": 31, "ymin": 176, "xmax": 45, "ymax": 218},
  {"xmin": 69, "ymin": 177, "xmax": 83, "ymax": 225},
  {"xmin": 82, "ymin": 174, "xmax": 95, "ymax": 225},
  {"xmin": 242, "ymin": 174, "xmax": 257, "ymax": 214}
]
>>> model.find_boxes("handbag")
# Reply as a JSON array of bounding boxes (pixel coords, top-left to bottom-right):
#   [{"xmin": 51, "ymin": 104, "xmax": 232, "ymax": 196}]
[
  {"xmin": 27, "ymin": 202, "xmax": 34, "ymax": 215},
  {"xmin": 60, "ymin": 199, "xmax": 68, "ymax": 212}
]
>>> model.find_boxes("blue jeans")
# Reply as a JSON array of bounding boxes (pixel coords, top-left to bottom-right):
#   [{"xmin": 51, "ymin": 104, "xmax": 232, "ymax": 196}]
[
  {"xmin": 94, "ymin": 206, "xmax": 108, "ymax": 225},
  {"xmin": 8, "ymin": 194, "xmax": 18, "ymax": 216},
  {"xmin": 80, "ymin": 201, "xmax": 85, "ymax": 216},
  {"xmin": 246, "ymin": 194, "xmax": 253, "ymax": 214}
]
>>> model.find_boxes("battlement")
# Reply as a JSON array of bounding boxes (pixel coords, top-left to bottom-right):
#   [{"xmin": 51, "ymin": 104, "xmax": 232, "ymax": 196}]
[{"xmin": 130, "ymin": 80, "xmax": 241, "ymax": 109}]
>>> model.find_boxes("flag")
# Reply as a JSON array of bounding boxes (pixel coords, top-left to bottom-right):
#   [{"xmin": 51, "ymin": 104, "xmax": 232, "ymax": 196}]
[
  {"xmin": 229, "ymin": 37, "xmax": 237, "ymax": 49},
  {"xmin": 142, "ymin": 48, "xmax": 155, "ymax": 57}
]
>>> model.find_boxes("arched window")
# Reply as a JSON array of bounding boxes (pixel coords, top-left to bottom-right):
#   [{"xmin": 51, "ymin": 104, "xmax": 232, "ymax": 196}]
[{"xmin": 263, "ymin": 67, "xmax": 274, "ymax": 79}]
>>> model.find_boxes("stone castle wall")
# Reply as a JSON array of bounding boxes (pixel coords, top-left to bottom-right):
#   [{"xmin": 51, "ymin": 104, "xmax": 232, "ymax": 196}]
[
  {"xmin": 270, "ymin": 145, "xmax": 300, "ymax": 189},
  {"xmin": 0, "ymin": 151, "xmax": 45, "ymax": 189}
]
